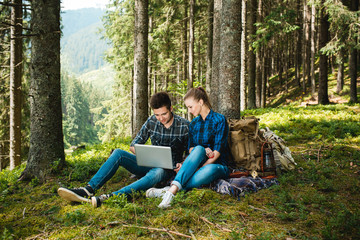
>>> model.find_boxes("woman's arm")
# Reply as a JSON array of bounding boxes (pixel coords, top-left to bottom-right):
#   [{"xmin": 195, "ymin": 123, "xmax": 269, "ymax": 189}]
[{"xmin": 202, "ymin": 150, "xmax": 220, "ymax": 166}]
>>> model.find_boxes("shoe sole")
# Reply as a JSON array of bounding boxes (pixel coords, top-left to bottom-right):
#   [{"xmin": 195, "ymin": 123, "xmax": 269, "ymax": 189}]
[
  {"xmin": 145, "ymin": 188, "xmax": 156, "ymax": 198},
  {"xmin": 57, "ymin": 188, "xmax": 91, "ymax": 203},
  {"xmin": 91, "ymin": 197, "xmax": 99, "ymax": 208},
  {"xmin": 146, "ymin": 187, "xmax": 170, "ymax": 198}
]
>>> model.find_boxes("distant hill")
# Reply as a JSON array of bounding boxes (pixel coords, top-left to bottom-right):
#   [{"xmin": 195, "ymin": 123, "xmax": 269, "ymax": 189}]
[
  {"xmin": 60, "ymin": 8, "xmax": 115, "ymax": 95},
  {"xmin": 61, "ymin": 8, "xmax": 110, "ymax": 75},
  {"xmin": 78, "ymin": 65, "xmax": 115, "ymax": 97}
]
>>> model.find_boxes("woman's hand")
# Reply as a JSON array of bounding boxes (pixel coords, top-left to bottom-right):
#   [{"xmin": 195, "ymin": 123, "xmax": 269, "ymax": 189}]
[
  {"xmin": 205, "ymin": 147, "xmax": 214, "ymax": 158},
  {"xmin": 174, "ymin": 163, "xmax": 182, "ymax": 173}
]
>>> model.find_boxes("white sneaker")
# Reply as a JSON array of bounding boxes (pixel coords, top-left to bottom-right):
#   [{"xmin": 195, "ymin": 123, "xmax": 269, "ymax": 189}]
[
  {"xmin": 146, "ymin": 186, "xmax": 170, "ymax": 198},
  {"xmin": 158, "ymin": 191, "xmax": 174, "ymax": 209}
]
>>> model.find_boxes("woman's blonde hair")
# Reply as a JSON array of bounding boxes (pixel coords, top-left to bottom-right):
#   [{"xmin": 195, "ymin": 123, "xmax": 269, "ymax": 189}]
[{"xmin": 184, "ymin": 87, "xmax": 212, "ymax": 109}]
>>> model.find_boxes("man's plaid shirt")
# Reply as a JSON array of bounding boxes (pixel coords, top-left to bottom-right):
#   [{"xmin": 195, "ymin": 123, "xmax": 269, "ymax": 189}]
[
  {"xmin": 188, "ymin": 110, "xmax": 229, "ymax": 166},
  {"xmin": 131, "ymin": 113, "xmax": 189, "ymax": 165}
]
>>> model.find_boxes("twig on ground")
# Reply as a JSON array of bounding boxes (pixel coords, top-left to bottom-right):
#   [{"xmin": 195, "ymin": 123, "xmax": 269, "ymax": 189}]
[
  {"xmin": 317, "ymin": 145, "xmax": 323, "ymax": 162},
  {"xmin": 200, "ymin": 216, "xmax": 232, "ymax": 232},
  {"xmin": 163, "ymin": 227, "xmax": 175, "ymax": 240},
  {"xmin": 122, "ymin": 224, "xmax": 192, "ymax": 238},
  {"xmin": 248, "ymin": 205, "xmax": 266, "ymax": 212}
]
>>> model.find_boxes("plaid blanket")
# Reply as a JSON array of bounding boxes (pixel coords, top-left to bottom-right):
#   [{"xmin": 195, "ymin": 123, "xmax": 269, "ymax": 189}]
[{"xmin": 211, "ymin": 176, "xmax": 279, "ymax": 200}]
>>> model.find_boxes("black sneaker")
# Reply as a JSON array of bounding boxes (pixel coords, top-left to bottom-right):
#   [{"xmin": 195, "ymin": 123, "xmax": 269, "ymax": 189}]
[
  {"xmin": 91, "ymin": 193, "xmax": 113, "ymax": 208},
  {"xmin": 57, "ymin": 185, "xmax": 94, "ymax": 203}
]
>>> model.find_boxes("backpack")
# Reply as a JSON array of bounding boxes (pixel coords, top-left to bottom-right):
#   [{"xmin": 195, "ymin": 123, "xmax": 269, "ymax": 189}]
[
  {"xmin": 262, "ymin": 127, "xmax": 297, "ymax": 172},
  {"xmin": 228, "ymin": 117, "xmax": 264, "ymax": 178},
  {"xmin": 228, "ymin": 117, "xmax": 296, "ymax": 178}
]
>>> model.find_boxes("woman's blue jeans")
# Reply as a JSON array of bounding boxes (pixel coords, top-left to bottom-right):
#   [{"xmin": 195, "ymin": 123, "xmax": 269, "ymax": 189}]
[
  {"xmin": 88, "ymin": 149, "xmax": 174, "ymax": 196},
  {"xmin": 172, "ymin": 146, "xmax": 229, "ymax": 191}
]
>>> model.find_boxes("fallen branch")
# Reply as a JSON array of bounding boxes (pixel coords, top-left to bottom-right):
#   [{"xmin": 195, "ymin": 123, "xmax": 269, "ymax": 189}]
[
  {"xmin": 122, "ymin": 224, "xmax": 192, "ymax": 238},
  {"xmin": 200, "ymin": 216, "xmax": 232, "ymax": 233}
]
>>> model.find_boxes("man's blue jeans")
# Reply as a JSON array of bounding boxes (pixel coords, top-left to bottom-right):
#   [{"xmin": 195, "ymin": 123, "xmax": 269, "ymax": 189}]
[
  {"xmin": 88, "ymin": 149, "xmax": 174, "ymax": 196},
  {"xmin": 171, "ymin": 146, "xmax": 229, "ymax": 191}
]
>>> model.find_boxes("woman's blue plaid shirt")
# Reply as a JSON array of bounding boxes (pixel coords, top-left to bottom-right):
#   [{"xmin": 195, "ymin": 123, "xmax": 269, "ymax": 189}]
[{"xmin": 188, "ymin": 110, "xmax": 229, "ymax": 166}]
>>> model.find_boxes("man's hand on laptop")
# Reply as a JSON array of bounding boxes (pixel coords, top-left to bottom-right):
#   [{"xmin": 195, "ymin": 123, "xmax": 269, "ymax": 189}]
[{"xmin": 174, "ymin": 163, "xmax": 182, "ymax": 173}]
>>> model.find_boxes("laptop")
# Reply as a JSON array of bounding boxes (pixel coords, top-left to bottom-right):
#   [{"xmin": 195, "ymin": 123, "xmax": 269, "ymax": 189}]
[{"xmin": 134, "ymin": 144, "xmax": 175, "ymax": 169}]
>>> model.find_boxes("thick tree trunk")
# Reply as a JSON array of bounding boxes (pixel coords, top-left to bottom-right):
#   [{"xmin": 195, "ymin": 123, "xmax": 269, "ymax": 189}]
[
  {"xmin": 9, "ymin": 0, "xmax": 22, "ymax": 170},
  {"xmin": 247, "ymin": 0, "xmax": 256, "ymax": 109},
  {"xmin": 240, "ymin": 0, "xmax": 246, "ymax": 111},
  {"xmin": 21, "ymin": 0, "xmax": 65, "ymax": 181},
  {"xmin": 318, "ymin": 2, "xmax": 330, "ymax": 105},
  {"xmin": 210, "ymin": 0, "xmax": 221, "ymax": 112},
  {"xmin": 133, "ymin": 0, "xmax": 149, "ymax": 135},
  {"xmin": 205, "ymin": 0, "xmax": 214, "ymax": 94},
  {"xmin": 218, "ymin": 0, "xmax": 241, "ymax": 119}
]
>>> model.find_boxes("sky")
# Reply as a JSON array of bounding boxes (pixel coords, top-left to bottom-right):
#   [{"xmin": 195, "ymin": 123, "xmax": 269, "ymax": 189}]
[{"xmin": 61, "ymin": 0, "xmax": 110, "ymax": 10}]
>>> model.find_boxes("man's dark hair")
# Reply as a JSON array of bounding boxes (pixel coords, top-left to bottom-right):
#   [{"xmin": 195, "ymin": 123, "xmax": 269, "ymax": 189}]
[{"xmin": 150, "ymin": 92, "xmax": 172, "ymax": 110}]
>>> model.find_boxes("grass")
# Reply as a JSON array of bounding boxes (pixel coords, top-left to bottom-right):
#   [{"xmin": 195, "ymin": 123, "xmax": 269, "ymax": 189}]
[{"xmin": 1, "ymin": 102, "xmax": 359, "ymax": 239}]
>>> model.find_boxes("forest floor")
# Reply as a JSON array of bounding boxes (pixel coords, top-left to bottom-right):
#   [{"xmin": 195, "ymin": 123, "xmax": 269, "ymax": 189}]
[{"xmin": 1, "ymin": 74, "xmax": 360, "ymax": 239}]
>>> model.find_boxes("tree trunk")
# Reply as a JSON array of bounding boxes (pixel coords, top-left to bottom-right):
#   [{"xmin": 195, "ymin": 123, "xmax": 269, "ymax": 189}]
[
  {"xmin": 255, "ymin": 0, "xmax": 263, "ymax": 108},
  {"xmin": 302, "ymin": 0, "xmax": 309, "ymax": 94},
  {"xmin": 182, "ymin": 3, "xmax": 188, "ymax": 86},
  {"xmin": 349, "ymin": 0, "xmax": 358, "ymax": 103},
  {"xmin": 336, "ymin": 49, "xmax": 345, "ymax": 94},
  {"xmin": 9, "ymin": 0, "xmax": 22, "ymax": 170},
  {"xmin": 318, "ymin": 1, "xmax": 330, "ymax": 105},
  {"xmin": 295, "ymin": 0, "xmax": 302, "ymax": 87},
  {"xmin": 210, "ymin": 0, "xmax": 221, "ymax": 112},
  {"xmin": 205, "ymin": 0, "xmax": 213, "ymax": 94},
  {"xmin": 188, "ymin": 0, "xmax": 195, "ymax": 120},
  {"xmin": 188, "ymin": 0, "xmax": 195, "ymax": 90},
  {"xmin": 218, "ymin": 0, "xmax": 241, "ymax": 119},
  {"xmin": 133, "ymin": 0, "xmax": 149, "ymax": 135},
  {"xmin": 21, "ymin": 0, "xmax": 65, "ymax": 181},
  {"xmin": 240, "ymin": 0, "xmax": 246, "ymax": 111},
  {"xmin": 247, "ymin": 0, "xmax": 256, "ymax": 109},
  {"xmin": 310, "ymin": 2, "xmax": 316, "ymax": 97}
]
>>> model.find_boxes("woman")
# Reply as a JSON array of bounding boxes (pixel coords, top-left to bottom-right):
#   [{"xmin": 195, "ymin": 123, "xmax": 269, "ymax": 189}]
[{"xmin": 146, "ymin": 87, "xmax": 230, "ymax": 208}]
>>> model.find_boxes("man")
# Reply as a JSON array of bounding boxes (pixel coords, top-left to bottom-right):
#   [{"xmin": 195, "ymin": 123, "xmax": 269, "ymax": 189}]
[{"xmin": 58, "ymin": 92, "xmax": 189, "ymax": 207}]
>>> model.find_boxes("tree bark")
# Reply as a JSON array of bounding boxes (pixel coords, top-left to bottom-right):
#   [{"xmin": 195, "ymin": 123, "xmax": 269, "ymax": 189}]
[
  {"xmin": 302, "ymin": 0, "xmax": 309, "ymax": 94},
  {"xmin": 205, "ymin": 0, "xmax": 213, "ymax": 95},
  {"xmin": 240, "ymin": 0, "xmax": 246, "ymax": 111},
  {"xmin": 132, "ymin": 0, "xmax": 149, "ymax": 136},
  {"xmin": 21, "ymin": 0, "xmax": 65, "ymax": 181},
  {"xmin": 210, "ymin": 0, "xmax": 221, "ymax": 112},
  {"xmin": 295, "ymin": 0, "xmax": 302, "ymax": 87},
  {"xmin": 247, "ymin": 0, "xmax": 256, "ymax": 109},
  {"xmin": 218, "ymin": 0, "xmax": 241, "ymax": 119},
  {"xmin": 9, "ymin": 0, "xmax": 22, "ymax": 170},
  {"xmin": 349, "ymin": 0, "xmax": 358, "ymax": 103},
  {"xmin": 318, "ymin": 2, "xmax": 330, "ymax": 105},
  {"xmin": 187, "ymin": 0, "xmax": 195, "ymax": 120},
  {"xmin": 255, "ymin": 0, "xmax": 263, "ymax": 108},
  {"xmin": 310, "ymin": 2, "xmax": 316, "ymax": 97}
]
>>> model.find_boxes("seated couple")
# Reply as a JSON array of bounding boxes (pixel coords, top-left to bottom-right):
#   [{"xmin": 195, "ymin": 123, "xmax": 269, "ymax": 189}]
[{"xmin": 58, "ymin": 87, "xmax": 230, "ymax": 208}]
